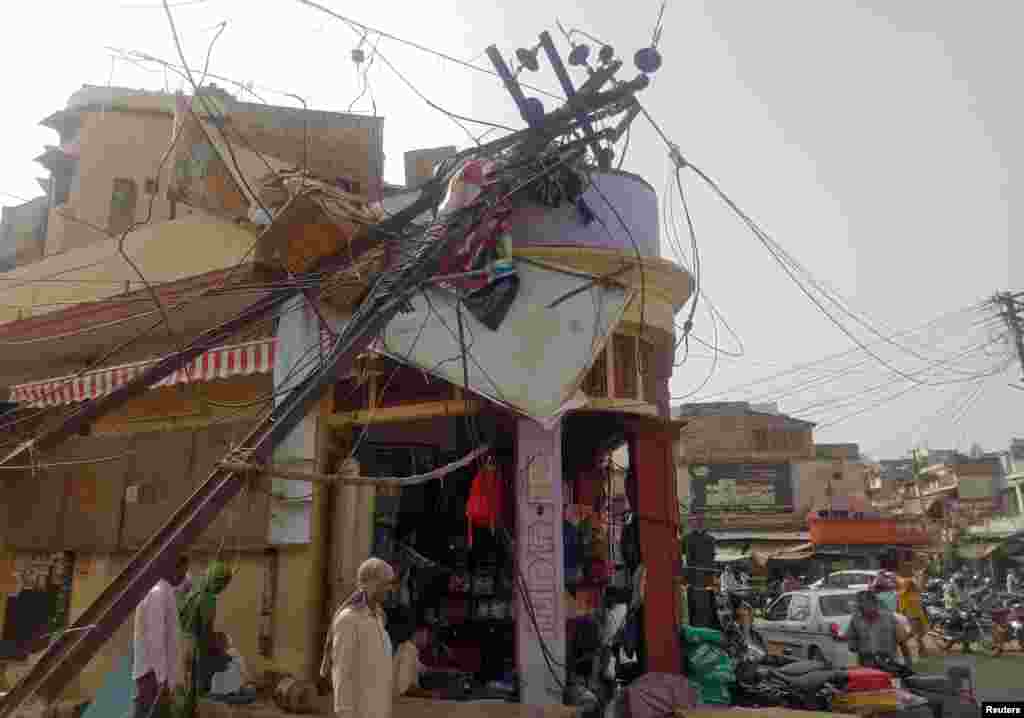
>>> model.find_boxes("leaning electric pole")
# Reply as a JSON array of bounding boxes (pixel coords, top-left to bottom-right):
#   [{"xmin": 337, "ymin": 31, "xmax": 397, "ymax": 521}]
[{"xmin": 995, "ymin": 291, "xmax": 1024, "ymax": 383}]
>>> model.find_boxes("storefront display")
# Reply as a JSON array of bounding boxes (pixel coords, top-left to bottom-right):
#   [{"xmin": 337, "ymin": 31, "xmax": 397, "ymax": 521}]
[{"xmin": 373, "ymin": 444, "xmax": 517, "ymax": 691}]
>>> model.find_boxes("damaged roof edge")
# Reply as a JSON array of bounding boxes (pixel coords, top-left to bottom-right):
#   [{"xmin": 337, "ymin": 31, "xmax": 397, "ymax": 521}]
[
  {"xmin": 673, "ymin": 401, "xmax": 816, "ymax": 428},
  {"xmin": 43, "ymin": 86, "xmax": 385, "ymax": 140}
]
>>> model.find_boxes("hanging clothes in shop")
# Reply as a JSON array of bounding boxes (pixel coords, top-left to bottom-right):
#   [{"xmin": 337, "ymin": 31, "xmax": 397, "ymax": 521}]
[
  {"xmin": 465, "ymin": 461, "xmax": 503, "ymax": 547},
  {"xmin": 620, "ymin": 512, "xmax": 642, "ymax": 574},
  {"xmin": 564, "ymin": 520, "xmax": 581, "ymax": 583}
]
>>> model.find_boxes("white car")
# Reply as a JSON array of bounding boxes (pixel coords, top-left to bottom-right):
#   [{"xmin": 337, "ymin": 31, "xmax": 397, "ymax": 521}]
[
  {"xmin": 809, "ymin": 570, "xmax": 879, "ymax": 591},
  {"xmin": 755, "ymin": 589, "xmax": 860, "ymax": 667}
]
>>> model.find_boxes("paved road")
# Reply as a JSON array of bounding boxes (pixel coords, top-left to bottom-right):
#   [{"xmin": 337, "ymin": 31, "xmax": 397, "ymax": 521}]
[{"xmin": 914, "ymin": 639, "xmax": 1024, "ymax": 702}]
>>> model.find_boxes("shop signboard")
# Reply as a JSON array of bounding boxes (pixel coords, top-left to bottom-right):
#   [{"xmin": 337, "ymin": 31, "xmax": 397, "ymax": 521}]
[
  {"xmin": 689, "ymin": 463, "xmax": 793, "ymax": 511},
  {"xmin": 370, "ymin": 262, "xmax": 633, "ymax": 421}
]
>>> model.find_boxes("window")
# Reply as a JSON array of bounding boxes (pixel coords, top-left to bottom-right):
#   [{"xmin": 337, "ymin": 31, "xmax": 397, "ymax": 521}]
[
  {"xmin": 766, "ymin": 595, "xmax": 791, "ymax": 622},
  {"xmin": 819, "ymin": 594, "xmax": 857, "ymax": 618},
  {"xmin": 788, "ymin": 594, "xmax": 812, "ymax": 621},
  {"xmin": 613, "ymin": 334, "xmax": 638, "ymax": 400},
  {"xmin": 108, "ymin": 178, "xmax": 138, "ymax": 235}
]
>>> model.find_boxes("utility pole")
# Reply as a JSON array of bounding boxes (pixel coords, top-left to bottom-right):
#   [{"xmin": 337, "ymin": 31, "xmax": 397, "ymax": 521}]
[{"xmin": 996, "ymin": 291, "xmax": 1024, "ymax": 382}]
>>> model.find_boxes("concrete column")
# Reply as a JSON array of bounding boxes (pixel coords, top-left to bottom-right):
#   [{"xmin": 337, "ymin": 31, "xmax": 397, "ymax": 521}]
[{"xmin": 515, "ymin": 418, "xmax": 565, "ymax": 705}]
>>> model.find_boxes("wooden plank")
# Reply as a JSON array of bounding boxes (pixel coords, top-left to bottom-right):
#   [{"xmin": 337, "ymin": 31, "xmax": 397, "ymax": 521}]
[{"xmin": 328, "ymin": 400, "xmax": 483, "ymax": 426}]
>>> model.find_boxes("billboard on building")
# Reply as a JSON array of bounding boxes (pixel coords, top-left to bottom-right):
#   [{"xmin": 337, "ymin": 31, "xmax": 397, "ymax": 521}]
[{"xmin": 689, "ymin": 463, "xmax": 794, "ymax": 510}]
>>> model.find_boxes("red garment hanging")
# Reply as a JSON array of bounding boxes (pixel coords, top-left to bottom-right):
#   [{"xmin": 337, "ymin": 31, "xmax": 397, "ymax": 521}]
[{"xmin": 465, "ymin": 462, "xmax": 503, "ymax": 547}]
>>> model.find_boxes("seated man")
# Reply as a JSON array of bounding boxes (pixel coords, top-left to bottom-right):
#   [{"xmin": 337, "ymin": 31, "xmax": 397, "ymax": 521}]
[
  {"xmin": 208, "ymin": 632, "xmax": 253, "ymax": 698},
  {"xmin": 393, "ymin": 618, "xmax": 462, "ymax": 697}
]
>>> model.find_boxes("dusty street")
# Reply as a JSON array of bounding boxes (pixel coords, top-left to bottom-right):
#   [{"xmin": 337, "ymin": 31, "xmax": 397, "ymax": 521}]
[{"xmin": 914, "ymin": 637, "xmax": 1024, "ymax": 702}]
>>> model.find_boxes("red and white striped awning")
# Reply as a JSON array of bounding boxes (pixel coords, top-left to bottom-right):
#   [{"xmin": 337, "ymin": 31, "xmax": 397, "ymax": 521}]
[{"xmin": 9, "ymin": 337, "xmax": 278, "ymax": 408}]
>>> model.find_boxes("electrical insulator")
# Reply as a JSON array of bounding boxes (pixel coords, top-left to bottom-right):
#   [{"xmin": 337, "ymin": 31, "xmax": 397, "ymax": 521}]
[
  {"xmin": 515, "ymin": 47, "xmax": 540, "ymax": 72},
  {"xmin": 568, "ymin": 44, "xmax": 591, "ymax": 67},
  {"xmin": 634, "ymin": 46, "xmax": 662, "ymax": 74}
]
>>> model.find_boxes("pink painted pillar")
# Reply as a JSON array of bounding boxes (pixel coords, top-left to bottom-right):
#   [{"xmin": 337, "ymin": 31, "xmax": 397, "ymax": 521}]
[{"xmin": 515, "ymin": 418, "xmax": 565, "ymax": 705}]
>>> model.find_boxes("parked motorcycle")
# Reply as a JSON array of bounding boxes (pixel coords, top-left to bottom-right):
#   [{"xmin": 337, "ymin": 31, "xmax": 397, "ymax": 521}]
[
  {"xmin": 934, "ymin": 605, "xmax": 987, "ymax": 653},
  {"xmin": 734, "ymin": 658, "xmax": 843, "ymax": 711},
  {"xmin": 871, "ymin": 655, "xmax": 980, "ymax": 718}
]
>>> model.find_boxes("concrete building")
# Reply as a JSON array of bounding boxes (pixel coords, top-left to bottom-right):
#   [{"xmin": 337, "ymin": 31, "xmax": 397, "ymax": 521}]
[
  {"xmin": 963, "ymin": 439, "xmax": 1024, "ymax": 543},
  {"xmin": 675, "ymin": 402, "xmax": 813, "ymax": 558},
  {"xmin": 33, "ymin": 84, "xmax": 383, "ymax": 257},
  {"xmin": 0, "ymin": 83, "xmax": 693, "ymax": 709},
  {"xmin": 0, "ymin": 85, "xmax": 384, "ymax": 699},
  {"xmin": 0, "ymin": 196, "xmax": 48, "ymax": 272},
  {"xmin": 673, "ymin": 402, "xmax": 881, "ymax": 564}
]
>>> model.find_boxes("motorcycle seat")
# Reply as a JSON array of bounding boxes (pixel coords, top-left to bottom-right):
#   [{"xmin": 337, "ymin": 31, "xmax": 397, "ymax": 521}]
[
  {"xmin": 782, "ymin": 669, "xmax": 845, "ymax": 692},
  {"xmin": 776, "ymin": 660, "xmax": 830, "ymax": 677},
  {"xmin": 903, "ymin": 674, "xmax": 950, "ymax": 693}
]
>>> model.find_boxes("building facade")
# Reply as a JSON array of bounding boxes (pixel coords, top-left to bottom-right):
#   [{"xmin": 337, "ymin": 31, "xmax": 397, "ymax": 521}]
[
  {"xmin": 0, "ymin": 84, "xmax": 692, "ymax": 710},
  {"xmin": 0, "ymin": 85, "xmax": 384, "ymax": 699}
]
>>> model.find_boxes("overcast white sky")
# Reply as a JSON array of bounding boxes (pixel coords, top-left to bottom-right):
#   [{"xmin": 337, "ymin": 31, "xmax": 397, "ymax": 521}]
[{"xmin": 1, "ymin": 0, "xmax": 1019, "ymax": 460}]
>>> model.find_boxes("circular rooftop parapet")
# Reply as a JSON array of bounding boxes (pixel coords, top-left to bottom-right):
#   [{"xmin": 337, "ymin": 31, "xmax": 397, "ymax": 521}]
[{"xmin": 506, "ymin": 170, "xmax": 660, "ymax": 258}]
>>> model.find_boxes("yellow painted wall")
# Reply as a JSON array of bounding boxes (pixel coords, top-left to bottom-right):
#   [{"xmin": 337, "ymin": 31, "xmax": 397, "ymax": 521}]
[
  {"xmin": 0, "ymin": 213, "xmax": 260, "ymax": 325},
  {"xmin": 189, "ymin": 548, "xmax": 315, "ymax": 681},
  {"xmin": 65, "ymin": 554, "xmax": 135, "ymax": 700},
  {"xmin": 47, "ymin": 110, "xmax": 180, "ymax": 255},
  {"xmin": 512, "ymin": 247, "xmax": 692, "ymax": 348},
  {"xmin": 92, "ymin": 375, "xmax": 271, "ymax": 436},
  {"xmin": 61, "ymin": 546, "xmax": 316, "ymax": 701}
]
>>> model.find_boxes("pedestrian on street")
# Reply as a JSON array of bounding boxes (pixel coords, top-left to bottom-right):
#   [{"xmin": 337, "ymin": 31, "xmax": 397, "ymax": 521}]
[
  {"xmin": 321, "ymin": 558, "xmax": 399, "ymax": 718},
  {"xmin": 846, "ymin": 590, "xmax": 903, "ymax": 669},
  {"xmin": 1007, "ymin": 568, "xmax": 1019, "ymax": 595},
  {"xmin": 896, "ymin": 571, "xmax": 929, "ymax": 657},
  {"xmin": 132, "ymin": 554, "xmax": 190, "ymax": 718},
  {"xmin": 179, "ymin": 560, "xmax": 235, "ymax": 715}
]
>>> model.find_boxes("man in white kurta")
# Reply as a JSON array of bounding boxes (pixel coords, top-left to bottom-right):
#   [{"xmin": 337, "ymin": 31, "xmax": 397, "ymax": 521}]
[
  {"xmin": 132, "ymin": 555, "xmax": 189, "ymax": 718},
  {"xmin": 322, "ymin": 558, "xmax": 398, "ymax": 718}
]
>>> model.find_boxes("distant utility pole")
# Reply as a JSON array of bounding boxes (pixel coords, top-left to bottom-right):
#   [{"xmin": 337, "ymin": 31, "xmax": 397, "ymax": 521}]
[{"xmin": 996, "ymin": 291, "xmax": 1024, "ymax": 383}]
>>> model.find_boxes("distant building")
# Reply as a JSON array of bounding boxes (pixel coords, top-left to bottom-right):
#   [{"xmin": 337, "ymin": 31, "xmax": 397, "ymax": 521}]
[
  {"xmin": 0, "ymin": 196, "xmax": 48, "ymax": 271},
  {"xmin": 673, "ymin": 401, "xmax": 872, "ymax": 561}
]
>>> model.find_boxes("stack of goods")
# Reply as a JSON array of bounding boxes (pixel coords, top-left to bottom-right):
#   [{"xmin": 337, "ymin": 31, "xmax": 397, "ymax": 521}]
[
  {"xmin": 443, "ymin": 538, "xmax": 471, "ymax": 626},
  {"xmin": 681, "ymin": 626, "xmax": 735, "ymax": 705},
  {"xmin": 564, "ymin": 505, "xmax": 613, "ymax": 587},
  {"xmin": 472, "ymin": 555, "xmax": 503, "ymax": 621}
]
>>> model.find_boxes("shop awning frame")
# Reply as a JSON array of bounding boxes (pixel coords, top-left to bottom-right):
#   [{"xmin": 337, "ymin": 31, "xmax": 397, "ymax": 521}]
[{"xmin": 9, "ymin": 336, "xmax": 288, "ymax": 407}]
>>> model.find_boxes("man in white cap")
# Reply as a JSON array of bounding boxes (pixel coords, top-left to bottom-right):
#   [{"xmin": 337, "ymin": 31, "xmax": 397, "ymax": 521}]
[{"xmin": 321, "ymin": 558, "xmax": 399, "ymax": 718}]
